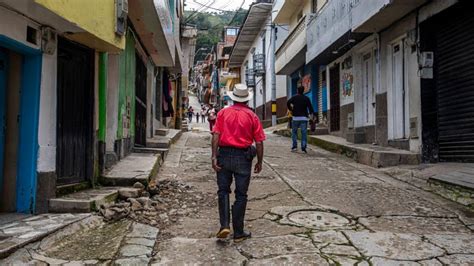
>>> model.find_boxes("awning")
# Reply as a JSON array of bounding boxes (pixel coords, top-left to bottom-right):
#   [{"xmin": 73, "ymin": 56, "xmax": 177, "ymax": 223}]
[
  {"xmin": 228, "ymin": 2, "xmax": 272, "ymax": 68},
  {"xmin": 128, "ymin": 0, "xmax": 175, "ymax": 66}
]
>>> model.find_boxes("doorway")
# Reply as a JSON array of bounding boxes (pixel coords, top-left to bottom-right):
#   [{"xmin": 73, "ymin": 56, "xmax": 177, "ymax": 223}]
[
  {"xmin": 391, "ymin": 40, "xmax": 407, "ymax": 139},
  {"xmin": 0, "ymin": 49, "xmax": 6, "ymax": 209},
  {"xmin": 135, "ymin": 53, "xmax": 147, "ymax": 146},
  {"xmin": 362, "ymin": 52, "xmax": 375, "ymax": 126},
  {"xmin": 57, "ymin": 37, "xmax": 94, "ymax": 185},
  {"xmin": 330, "ymin": 64, "xmax": 340, "ymax": 132}
]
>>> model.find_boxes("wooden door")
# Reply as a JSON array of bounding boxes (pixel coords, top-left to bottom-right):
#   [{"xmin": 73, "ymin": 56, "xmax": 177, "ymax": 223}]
[
  {"xmin": 57, "ymin": 38, "xmax": 94, "ymax": 185},
  {"xmin": 362, "ymin": 52, "xmax": 375, "ymax": 125},
  {"xmin": 392, "ymin": 40, "xmax": 406, "ymax": 139},
  {"xmin": 330, "ymin": 64, "xmax": 340, "ymax": 131},
  {"xmin": 135, "ymin": 53, "xmax": 147, "ymax": 146},
  {"xmin": 0, "ymin": 49, "xmax": 6, "ymax": 193}
]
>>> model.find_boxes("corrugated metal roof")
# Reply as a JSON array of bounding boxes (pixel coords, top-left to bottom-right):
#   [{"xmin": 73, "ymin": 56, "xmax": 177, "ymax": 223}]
[{"xmin": 228, "ymin": 3, "xmax": 272, "ymax": 68}]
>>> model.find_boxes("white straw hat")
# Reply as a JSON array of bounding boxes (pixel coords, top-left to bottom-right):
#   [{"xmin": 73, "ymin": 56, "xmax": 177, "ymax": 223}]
[{"xmin": 229, "ymin": 83, "xmax": 253, "ymax": 102}]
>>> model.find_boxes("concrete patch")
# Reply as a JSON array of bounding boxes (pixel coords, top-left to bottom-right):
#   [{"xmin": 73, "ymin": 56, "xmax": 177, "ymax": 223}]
[
  {"xmin": 358, "ymin": 216, "xmax": 470, "ymax": 234},
  {"xmin": 345, "ymin": 231, "xmax": 445, "ymax": 261},
  {"xmin": 286, "ymin": 210, "xmax": 351, "ymax": 229},
  {"xmin": 310, "ymin": 231, "xmax": 348, "ymax": 245},
  {"xmin": 438, "ymin": 255, "xmax": 474, "ymax": 265},
  {"xmin": 424, "ymin": 234, "xmax": 474, "ymax": 254},
  {"xmin": 370, "ymin": 257, "xmax": 419, "ymax": 266},
  {"xmin": 119, "ymin": 244, "xmax": 152, "ymax": 257},
  {"xmin": 321, "ymin": 244, "xmax": 360, "ymax": 257},
  {"xmin": 248, "ymin": 254, "xmax": 329, "ymax": 265},
  {"xmin": 237, "ymin": 235, "xmax": 317, "ymax": 259},
  {"xmin": 127, "ymin": 222, "xmax": 159, "ymax": 239},
  {"xmin": 152, "ymin": 237, "xmax": 247, "ymax": 265},
  {"xmin": 247, "ymin": 218, "xmax": 307, "ymax": 237}
]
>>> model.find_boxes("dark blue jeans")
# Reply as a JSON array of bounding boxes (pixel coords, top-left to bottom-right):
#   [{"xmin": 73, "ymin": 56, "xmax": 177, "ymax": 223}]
[
  {"xmin": 292, "ymin": 120, "xmax": 308, "ymax": 150},
  {"xmin": 216, "ymin": 147, "xmax": 252, "ymax": 235}
]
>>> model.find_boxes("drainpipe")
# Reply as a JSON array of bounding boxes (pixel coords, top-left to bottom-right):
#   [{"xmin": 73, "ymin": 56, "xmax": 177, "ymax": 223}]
[
  {"xmin": 98, "ymin": 52, "xmax": 108, "ymax": 174},
  {"xmin": 271, "ymin": 23, "xmax": 277, "ymax": 127}
]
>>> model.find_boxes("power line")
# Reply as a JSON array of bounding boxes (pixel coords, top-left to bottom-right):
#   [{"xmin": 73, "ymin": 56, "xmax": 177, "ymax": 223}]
[{"xmin": 227, "ymin": 0, "xmax": 246, "ymax": 26}]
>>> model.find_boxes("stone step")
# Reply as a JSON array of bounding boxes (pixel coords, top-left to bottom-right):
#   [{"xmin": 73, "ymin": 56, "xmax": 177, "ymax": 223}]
[
  {"xmin": 101, "ymin": 153, "xmax": 162, "ymax": 187},
  {"xmin": 428, "ymin": 168, "xmax": 474, "ymax": 207},
  {"xmin": 146, "ymin": 129, "xmax": 182, "ymax": 149},
  {"xmin": 274, "ymin": 130, "xmax": 420, "ymax": 168},
  {"xmin": 49, "ymin": 187, "xmax": 119, "ymax": 213},
  {"xmin": 132, "ymin": 147, "xmax": 169, "ymax": 158},
  {"xmin": 0, "ymin": 213, "xmax": 91, "ymax": 259},
  {"xmin": 155, "ymin": 128, "xmax": 169, "ymax": 136}
]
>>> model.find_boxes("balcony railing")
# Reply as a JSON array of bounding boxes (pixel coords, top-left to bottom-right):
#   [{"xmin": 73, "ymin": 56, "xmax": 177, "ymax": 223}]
[
  {"xmin": 275, "ymin": 15, "xmax": 307, "ymax": 74},
  {"xmin": 276, "ymin": 15, "xmax": 307, "ymax": 57}
]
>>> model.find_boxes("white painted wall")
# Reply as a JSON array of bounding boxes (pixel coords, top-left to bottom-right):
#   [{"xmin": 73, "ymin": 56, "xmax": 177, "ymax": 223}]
[
  {"xmin": 0, "ymin": 7, "xmax": 41, "ymax": 51},
  {"xmin": 380, "ymin": 13, "xmax": 420, "ymax": 152},
  {"xmin": 37, "ymin": 46, "xmax": 57, "ymax": 172},
  {"xmin": 106, "ymin": 54, "xmax": 119, "ymax": 152},
  {"xmin": 352, "ymin": 35, "xmax": 377, "ymax": 128}
]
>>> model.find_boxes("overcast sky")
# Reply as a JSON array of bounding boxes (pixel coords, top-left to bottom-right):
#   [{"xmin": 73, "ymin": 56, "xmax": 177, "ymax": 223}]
[{"xmin": 184, "ymin": 0, "xmax": 254, "ymax": 11}]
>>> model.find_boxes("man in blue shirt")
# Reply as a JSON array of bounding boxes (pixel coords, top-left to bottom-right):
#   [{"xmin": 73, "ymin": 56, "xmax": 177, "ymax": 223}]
[{"xmin": 287, "ymin": 86, "xmax": 315, "ymax": 153}]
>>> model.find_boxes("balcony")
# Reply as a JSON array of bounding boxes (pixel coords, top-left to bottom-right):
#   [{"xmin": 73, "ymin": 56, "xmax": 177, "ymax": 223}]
[
  {"xmin": 352, "ymin": 0, "xmax": 428, "ymax": 33},
  {"xmin": 275, "ymin": 15, "xmax": 307, "ymax": 75},
  {"xmin": 306, "ymin": 0, "xmax": 428, "ymax": 65},
  {"xmin": 273, "ymin": 0, "xmax": 305, "ymax": 24}
]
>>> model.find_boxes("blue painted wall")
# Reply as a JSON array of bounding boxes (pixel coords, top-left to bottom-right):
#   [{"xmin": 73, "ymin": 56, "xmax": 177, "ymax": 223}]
[
  {"xmin": 0, "ymin": 49, "xmax": 6, "ymax": 196},
  {"xmin": 0, "ymin": 35, "xmax": 42, "ymax": 213}
]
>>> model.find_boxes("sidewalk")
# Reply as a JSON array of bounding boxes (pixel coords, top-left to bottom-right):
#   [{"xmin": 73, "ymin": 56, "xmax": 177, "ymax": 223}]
[{"xmin": 274, "ymin": 128, "xmax": 420, "ymax": 167}]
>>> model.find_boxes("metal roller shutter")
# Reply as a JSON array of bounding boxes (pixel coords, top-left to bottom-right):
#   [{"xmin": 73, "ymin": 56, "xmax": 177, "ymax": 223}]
[{"xmin": 436, "ymin": 10, "xmax": 474, "ymax": 162}]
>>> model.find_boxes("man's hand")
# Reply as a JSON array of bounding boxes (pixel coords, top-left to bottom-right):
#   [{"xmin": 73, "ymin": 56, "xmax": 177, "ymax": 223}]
[
  {"xmin": 254, "ymin": 162, "xmax": 262, "ymax": 173},
  {"xmin": 212, "ymin": 158, "xmax": 221, "ymax": 172}
]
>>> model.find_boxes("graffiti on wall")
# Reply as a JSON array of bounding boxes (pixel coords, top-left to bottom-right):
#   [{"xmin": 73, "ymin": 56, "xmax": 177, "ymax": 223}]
[
  {"xmin": 342, "ymin": 72, "xmax": 353, "ymax": 97},
  {"xmin": 302, "ymin": 74, "xmax": 311, "ymax": 94}
]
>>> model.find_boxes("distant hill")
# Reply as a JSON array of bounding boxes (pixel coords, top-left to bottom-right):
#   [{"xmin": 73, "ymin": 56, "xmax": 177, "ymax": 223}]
[{"xmin": 185, "ymin": 9, "xmax": 247, "ymax": 62}]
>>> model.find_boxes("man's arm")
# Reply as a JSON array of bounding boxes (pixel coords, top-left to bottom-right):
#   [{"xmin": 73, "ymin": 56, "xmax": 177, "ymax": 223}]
[
  {"xmin": 307, "ymin": 97, "xmax": 315, "ymax": 115},
  {"xmin": 211, "ymin": 133, "xmax": 221, "ymax": 172},
  {"xmin": 287, "ymin": 98, "xmax": 293, "ymax": 111},
  {"xmin": 254, "ymin": 141, "xmax": 264, "ymax": 173}
]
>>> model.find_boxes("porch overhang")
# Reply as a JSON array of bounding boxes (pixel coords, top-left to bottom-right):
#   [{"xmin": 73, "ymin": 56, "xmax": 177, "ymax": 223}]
[
  {"xmin": 272, "ymin": 0, "xmax": 305, "ymax": 24},
  {"xmin": 228, "ymin": 2, "xmax": 272, "ymax": 68},
  {"xmin": 276, "ymin": 46, "xmax": 306, "ymax": 75},
  {"xmin": 352, "ymin": 0, "xmax": 428, "ymax": 33},
  {"xmin": 129, "ymin": 0, "xmax": 175, "ymax": 66},
  {"xmin": 306, "ymin": 31, "xmax": 369, "ymax": 66}
]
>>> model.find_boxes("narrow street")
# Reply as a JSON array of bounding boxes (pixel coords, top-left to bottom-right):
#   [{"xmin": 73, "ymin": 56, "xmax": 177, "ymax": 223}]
[
  {"xmin": 5, "ymin": 105, "xmax": 473, "ymax": 264},
  {"xmin": 153, "ymin": 128, "xmax": 474, "ymax": 265}
]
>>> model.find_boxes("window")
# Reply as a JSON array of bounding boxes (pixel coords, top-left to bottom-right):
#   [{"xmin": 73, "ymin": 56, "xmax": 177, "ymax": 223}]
[{"xmin": 226, "ymin": 28, "xmax": 238, "ymax": 36}]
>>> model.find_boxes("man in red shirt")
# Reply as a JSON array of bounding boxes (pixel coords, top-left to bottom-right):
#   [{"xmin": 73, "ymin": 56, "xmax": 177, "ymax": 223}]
[{"xmin": 211, "ymin": 84, "xmax": 265, "ymax": 243}]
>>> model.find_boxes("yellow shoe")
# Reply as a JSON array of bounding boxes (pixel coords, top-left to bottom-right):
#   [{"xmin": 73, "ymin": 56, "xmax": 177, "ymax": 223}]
[{"xmin": 216, "ymin": 228, "xmax": 231, "ymax": 239}]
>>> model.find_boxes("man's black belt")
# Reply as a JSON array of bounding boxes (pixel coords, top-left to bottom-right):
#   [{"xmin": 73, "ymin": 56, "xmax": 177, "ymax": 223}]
[{"xmin": 218, "ymin": 146, "xmax": 249, "ymax": 151}]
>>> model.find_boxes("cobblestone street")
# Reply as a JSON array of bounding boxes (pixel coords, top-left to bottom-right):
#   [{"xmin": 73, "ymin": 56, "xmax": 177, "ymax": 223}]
[
  {"xmin": 3, "ymin": 129, "xmax": 474, "ymax": 265},
  {"xmin": 152, "ymin": 130, "xmax": 474, "ymax": 265}
]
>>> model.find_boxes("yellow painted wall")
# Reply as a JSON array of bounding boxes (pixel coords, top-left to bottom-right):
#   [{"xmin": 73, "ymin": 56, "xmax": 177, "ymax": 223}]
[{"xmin": 35, "ymin": 0, "xmax": 125, "ymax": 51}]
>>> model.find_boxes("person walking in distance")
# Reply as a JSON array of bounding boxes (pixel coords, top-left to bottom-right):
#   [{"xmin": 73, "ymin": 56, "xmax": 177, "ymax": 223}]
[
  {"xmin": 208, "ymin": 105, "xmax": 217, "ymax": 131},
  {"xmin": 211, "ymin": 84, "xmax": 265, "ymax": 243},
  {"xmin": 287, "ymin": 86, "xmax": 315, "ymax": 153},
  {"xmin": 196, "ymin": 111, "xmax": 200, "ymax": 123},
  {"xmin": 201, "ymin": 107, "xmax": 207, "ymax": 123}
]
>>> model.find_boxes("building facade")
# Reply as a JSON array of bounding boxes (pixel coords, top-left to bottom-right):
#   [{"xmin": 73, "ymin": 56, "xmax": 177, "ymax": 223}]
[
  {"xmin": 229, "ymin": 1, "xmax": 288, "ymax": 125},
  {"xmin": 0, "ymin": 0, "xmax": 185, "ymax": 214},
  {"xmin": 304, "ymin": 0, "xmax": 473, "ymax": 162}
]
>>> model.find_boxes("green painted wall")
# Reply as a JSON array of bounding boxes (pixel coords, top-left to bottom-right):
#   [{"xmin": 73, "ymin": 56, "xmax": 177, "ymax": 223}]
[
  {"xmin": 98, "ymin": 52, "xmax": 108, "ymax": 142},
  {"xmin": 117, "ymin": 31, "xmax": 136, "ymax": 139}
]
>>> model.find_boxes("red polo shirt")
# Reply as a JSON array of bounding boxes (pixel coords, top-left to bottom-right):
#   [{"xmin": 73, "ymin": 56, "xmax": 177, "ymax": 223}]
[{"xmin": 212, "ymin": 103, "xmax": 266, "ymax": 148}]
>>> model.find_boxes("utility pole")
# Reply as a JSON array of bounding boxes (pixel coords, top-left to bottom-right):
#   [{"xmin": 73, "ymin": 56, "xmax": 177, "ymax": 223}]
[{"xmin": 270, "ymin": 23, "xmax": 277, "ymax": 126}]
